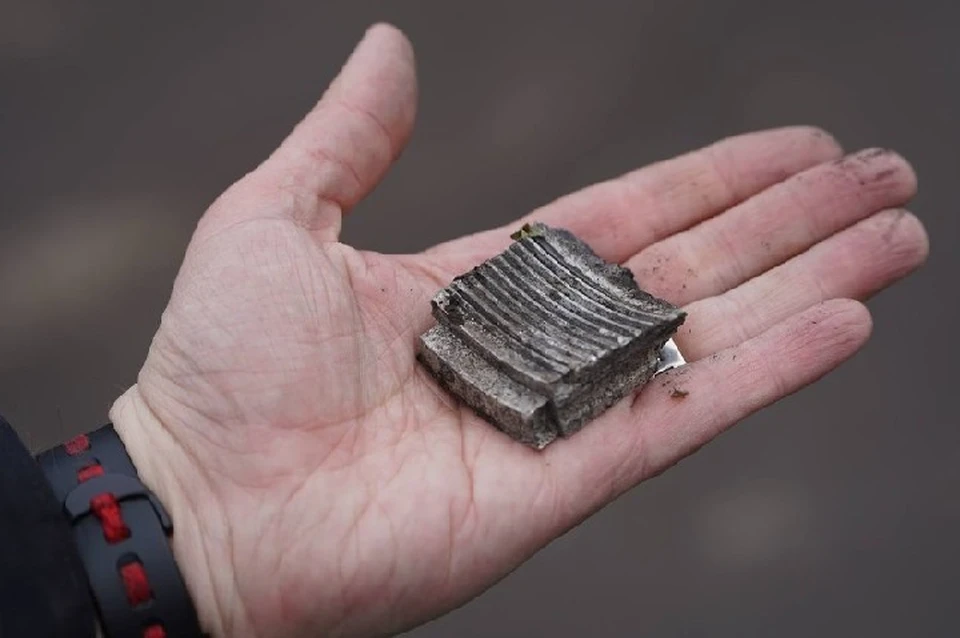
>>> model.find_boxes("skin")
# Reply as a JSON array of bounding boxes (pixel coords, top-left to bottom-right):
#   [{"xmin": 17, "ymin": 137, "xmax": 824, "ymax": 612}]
[{"xmin": 110, "ymin": 24, "xmax": 929, "ymax": 638}]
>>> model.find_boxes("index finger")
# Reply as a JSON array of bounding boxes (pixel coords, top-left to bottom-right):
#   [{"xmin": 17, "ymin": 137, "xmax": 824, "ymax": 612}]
[{"xmin": 426, "ymin": 126, "xmax": 842, "ymax": 272}]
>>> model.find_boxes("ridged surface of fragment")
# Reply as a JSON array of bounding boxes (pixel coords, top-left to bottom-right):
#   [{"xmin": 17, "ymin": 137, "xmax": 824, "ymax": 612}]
[{"xmin": 417, "ymin": 223, "xmax": 686, "ymax": 448}]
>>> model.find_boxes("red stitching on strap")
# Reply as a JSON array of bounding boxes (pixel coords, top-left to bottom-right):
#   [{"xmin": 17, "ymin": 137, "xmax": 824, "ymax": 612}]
[
  {"xmin": 90, "ymin": 493, "xmax": 131, "ymax": 543},
  {"xmin": 120, "ymin": 562, "xmax": 154, "ymax": 606},
  {"xmin": 64, "ymin": 434, "xmax": 90, "ymax": 456},
  {"xmin": 68, "ymin": 435, "xmax": 175, "ymax": 636},
  {"xmin": 77, "ymin": 463, "xmax": 104, "ymax": 483}
]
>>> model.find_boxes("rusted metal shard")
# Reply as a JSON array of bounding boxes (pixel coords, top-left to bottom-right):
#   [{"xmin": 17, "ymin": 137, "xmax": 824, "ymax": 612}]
[{"xmin": 417, "ymin": 223, "xmax": 686, "ymax": 449}]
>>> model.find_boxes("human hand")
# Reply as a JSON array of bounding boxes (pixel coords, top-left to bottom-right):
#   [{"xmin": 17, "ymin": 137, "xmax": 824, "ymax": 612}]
[{"xmin": 110, "ymin": 24, "xmax": 928, "ymax": 637}]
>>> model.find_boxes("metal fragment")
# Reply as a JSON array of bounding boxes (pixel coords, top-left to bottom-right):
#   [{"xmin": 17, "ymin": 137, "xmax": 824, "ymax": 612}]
[
  {"xmin": 417, "ymin": 223, "xmax": 686, "ymax": 449},
  {"xmin": 655, "ymin": 338, "xmax": 686, "ymax": 375}
]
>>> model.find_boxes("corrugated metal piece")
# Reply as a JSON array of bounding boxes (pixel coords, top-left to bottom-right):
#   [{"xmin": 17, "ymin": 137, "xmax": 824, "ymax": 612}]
[{"xmin": 417, "ymin": 223, "xmax": 686, "ymax": 448}]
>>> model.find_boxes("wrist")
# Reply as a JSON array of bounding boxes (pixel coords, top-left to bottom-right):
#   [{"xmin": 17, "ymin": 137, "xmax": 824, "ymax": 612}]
[{"xmin": 110, "ymin": 385, "xmax": 228, "ymax": 638}]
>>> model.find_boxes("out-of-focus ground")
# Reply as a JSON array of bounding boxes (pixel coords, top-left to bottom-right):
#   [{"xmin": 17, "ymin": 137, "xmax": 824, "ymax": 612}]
[{"xmin": 1, "ymin": 2, "xmax": 957, "ymax": 636}]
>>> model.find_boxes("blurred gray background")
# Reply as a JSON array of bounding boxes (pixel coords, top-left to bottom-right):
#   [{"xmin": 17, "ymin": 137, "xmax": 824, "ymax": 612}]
[{"xmin": 1, "ymin": 1, "xmax": 957, "ymax": 636}]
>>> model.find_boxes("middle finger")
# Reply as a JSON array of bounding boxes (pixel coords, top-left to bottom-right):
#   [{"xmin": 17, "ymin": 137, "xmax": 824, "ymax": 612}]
[{"xmin": 625, "ymin": 148, "xmax": 917, "ymax": 306}]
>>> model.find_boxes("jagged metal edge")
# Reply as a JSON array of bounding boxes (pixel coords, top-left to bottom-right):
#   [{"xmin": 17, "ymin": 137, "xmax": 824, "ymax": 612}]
[{"xmin": 654, "ymin": 338, "xmax": 686, "ymax": 375}]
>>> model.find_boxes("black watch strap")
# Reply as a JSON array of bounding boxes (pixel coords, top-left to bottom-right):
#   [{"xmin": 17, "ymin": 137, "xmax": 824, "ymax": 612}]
[{"xmin": 36, "ymin": 425, "xmax": 204, "ymax": 638}]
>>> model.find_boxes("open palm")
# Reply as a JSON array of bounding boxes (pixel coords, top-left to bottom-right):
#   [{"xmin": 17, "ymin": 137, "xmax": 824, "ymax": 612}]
[{"xmin": 110, "ymin": 24, "xmax": 927, "ymax": 638}]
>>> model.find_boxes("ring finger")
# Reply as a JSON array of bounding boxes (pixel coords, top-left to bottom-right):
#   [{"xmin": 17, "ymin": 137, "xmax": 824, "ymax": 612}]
[{"xmin": 676, "ymin": 208, "xmax": 929, "ymax": 361}]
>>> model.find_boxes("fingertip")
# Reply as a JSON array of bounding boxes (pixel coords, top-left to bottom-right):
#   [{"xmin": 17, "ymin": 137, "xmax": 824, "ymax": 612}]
[
  {"xmin": 895, "ymin": 151, "xmax": 920, "ymax": 199},
  {"xmin": 343, "ymin": 21, "xmax": 417, "ymax": 89},
  {"xmin": 781, "ymin": 125, "xmax": 845, "ymax": 160},
  {"xmin": 909, "ymin": 211, "xmax": 931, "ymax": 266},
  {"xmin": 360, "ymin": 22, "xmax": 415, "ymax": 63},
  {"xmin": 732, "ymin": 125, "xmax": 843, "ymax": 165},
  {"xmin": 855, "ymin": 300, "xmax": 875, "ymax": 342},
  {"xmin": 865, "ymin": 209, "xmax": 931, "ymax": 275},
  {"xmin": 363, "ymin": 22, "xmax": 404, "ymax": 41},
  {"xmin": 844, "ymin": 148, "xmax": 918, "ymax": 201},
  {"xmin": 338, "ymin": 22, "xmax": 418, "ymax": 152},
  {"xmin": 800, "ymin": 298, "xmax": 874, "ymax": 358}
]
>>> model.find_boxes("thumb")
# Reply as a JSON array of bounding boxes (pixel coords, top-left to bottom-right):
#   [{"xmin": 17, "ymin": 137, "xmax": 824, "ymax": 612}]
[{"xmin": 211, "ymin": 23, "xmax": 418, "ymax": 241}]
